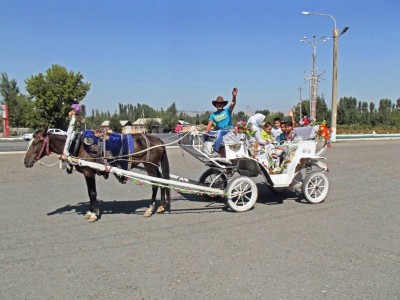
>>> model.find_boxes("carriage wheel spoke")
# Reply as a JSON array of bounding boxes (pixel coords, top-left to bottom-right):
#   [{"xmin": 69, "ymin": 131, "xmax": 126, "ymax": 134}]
[
  {"xmin": 230, "ymin": 182, "xmax": 253, "ymax": 206},
  {"xmin": 307, "ymin": 176, "xmax": 327, "ymax": 199},
  {"xmin": 226, "ymin": 176, "xmax": 258, "ymax": 211},
  {"xmin": 303, "ymin": 172, "xmax": 329, "ymax": 204},
  {"xmin": 242, "ymin": 195, "xmax": 252, "ymax": 205},
  {"xmin": 242, "ymin": 190, "xmax": 252, "ymax": 196}
]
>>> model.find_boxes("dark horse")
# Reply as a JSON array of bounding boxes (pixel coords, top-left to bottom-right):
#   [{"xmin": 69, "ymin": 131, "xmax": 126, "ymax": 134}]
[{"xmin": 24, "ymin": 128, "xmax": 171, "ymax": 221}]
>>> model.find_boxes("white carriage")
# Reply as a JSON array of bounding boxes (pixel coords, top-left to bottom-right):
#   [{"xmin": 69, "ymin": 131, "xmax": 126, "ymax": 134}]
[{"xmin": 178, "ymin": 126, "xmax": 330, "ymax": 212}]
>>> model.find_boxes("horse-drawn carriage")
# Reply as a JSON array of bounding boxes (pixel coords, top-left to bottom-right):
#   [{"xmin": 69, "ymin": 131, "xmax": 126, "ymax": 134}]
[{"xmin": 24, "ymin": 123, "xmax": 330, "ymax": 220}]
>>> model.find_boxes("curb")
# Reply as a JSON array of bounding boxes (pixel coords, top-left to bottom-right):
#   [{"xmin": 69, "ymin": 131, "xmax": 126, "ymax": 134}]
[
  {"xmin": 336, "ymin": 137, "xmax": 400, "ymax": 141},
  {"xmin": 0, "ymin": 151, "xmax": 26, "ymax": 155},
  {"xmin": 0, "ymin": 138, "xmax": 24, "ymax": 141}
]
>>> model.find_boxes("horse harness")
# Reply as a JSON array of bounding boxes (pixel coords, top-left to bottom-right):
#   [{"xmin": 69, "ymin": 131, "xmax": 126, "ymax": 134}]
[
  {"xmin": 95, "ymin": 132, "xmax": 152, "ymax": 167},
  {"xmin": 36, "ymin": 131, "xmax": 156, "ymax": 177},
  {"xmin": 36, "ymin": 135, "xmax": 51, "ymax": 160}
]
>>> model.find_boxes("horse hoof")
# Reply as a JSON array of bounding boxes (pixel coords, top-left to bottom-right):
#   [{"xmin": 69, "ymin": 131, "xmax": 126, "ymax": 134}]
[
  {"xmin": 144, "ymin": 208, "xmax": 153, "ymax": 217},
  {"xmin": 85, "ymin": 211, "xmax": 98, "ymax": 221},
  {"xmin": 87, "ymin": 215, "xmax": 98, "ymax": 222},
  {"xmin": 156, "ymin": 206, "xmax": 165, "ymax": 214}
]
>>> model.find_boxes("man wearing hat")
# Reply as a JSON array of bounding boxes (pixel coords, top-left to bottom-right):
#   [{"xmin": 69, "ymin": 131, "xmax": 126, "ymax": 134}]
[{"xmin": 205, "ymin": 87, "xmax": 238, "ymax": 157}]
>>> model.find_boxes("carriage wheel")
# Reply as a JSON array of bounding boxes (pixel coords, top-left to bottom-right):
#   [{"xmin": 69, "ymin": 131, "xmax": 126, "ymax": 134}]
[
  {"xmin": 302, "ymin": 171, "xmax": 329, "ymax": 204},
  {"xmin": 226, "ymin": 176, "xmax": 258, "ymax": 212},
  {"xmin": 198, "ymin": 168, "xmax": 228, "ymax": 202}
]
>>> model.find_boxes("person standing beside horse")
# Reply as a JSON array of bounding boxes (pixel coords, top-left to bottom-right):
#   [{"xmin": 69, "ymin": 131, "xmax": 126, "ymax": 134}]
[{"xmin": 204, "ymin": 87, "xmax": 238, "ymax": 157}]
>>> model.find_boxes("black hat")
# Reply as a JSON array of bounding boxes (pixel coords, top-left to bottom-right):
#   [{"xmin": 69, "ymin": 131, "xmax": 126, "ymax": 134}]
[{"xmin": 212, "ymin": 96, "xmax": 228, "ymax": 107}]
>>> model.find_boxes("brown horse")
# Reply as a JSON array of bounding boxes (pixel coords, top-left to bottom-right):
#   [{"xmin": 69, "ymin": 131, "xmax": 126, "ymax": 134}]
[{"xmin": 24, "ymin": 128, "xmax": 171, "ymax": 221}]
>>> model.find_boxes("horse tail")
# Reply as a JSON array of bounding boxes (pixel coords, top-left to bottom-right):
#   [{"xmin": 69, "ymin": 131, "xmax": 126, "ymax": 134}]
[
  {"xmin": 160, "ymin": 144, "xmax": 171, "ymax": 212},
  {"xmin": 160, "ymin": 146, "xmax": 170, "ymax": 180}
]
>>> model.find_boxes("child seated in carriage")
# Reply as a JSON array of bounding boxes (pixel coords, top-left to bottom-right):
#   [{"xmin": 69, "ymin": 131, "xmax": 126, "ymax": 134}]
[
  {"xmin": 271, "ymin": 117, "xmax": 282, "ymax": 140},
  {"xmin": 261, "ymin": 122, "xmax": 274, "ymax": 142},
  {"xmin": 246, "ymin": 113, "xmax": 281, "ymax": 168},
  {"xmin": 249, "ymin": 113, "xmax": 319, "ymax": 173}
]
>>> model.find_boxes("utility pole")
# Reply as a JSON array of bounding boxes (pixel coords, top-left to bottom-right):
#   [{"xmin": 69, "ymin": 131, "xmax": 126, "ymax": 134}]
[
  {"xmin": 1, "ymin": 104, "xmax": 10, "ymax": 137},
  {"xmin": 302, "ymin": 11, "xmax": 349, "ymax": 141},
  {"xmin": 298, "ymin": 86, "xmax": 302, "ymax": 120},
  {"xmin": 300, "ymin": 35, "xmax": 329, "ymax": 121}
]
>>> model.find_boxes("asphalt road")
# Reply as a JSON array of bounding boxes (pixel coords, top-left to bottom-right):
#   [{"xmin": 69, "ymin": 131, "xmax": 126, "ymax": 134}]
[
  {"xmin": 0, "ymin": 139, "xmax": 29, "ymax": 153},
  {"xmin": 1, "ymin": 141, "xmax": 399, "ymax": 299}
]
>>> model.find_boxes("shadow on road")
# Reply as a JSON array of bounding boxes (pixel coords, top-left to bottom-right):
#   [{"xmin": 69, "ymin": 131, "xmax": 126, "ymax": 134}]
[
  {"xmin": 46, "ymin": 195, "xmax": 227, "ymax": 218},
  {"xmin": 47, "ymin": 199, "xmax": 154, "ymax": 217},
  {"xmin": 255, "ymin": 183, "xmax": 309, "ymax": 205},
  {"xmin": 45, "ymin": 183, "xmax": 310, "ymax": 219}
]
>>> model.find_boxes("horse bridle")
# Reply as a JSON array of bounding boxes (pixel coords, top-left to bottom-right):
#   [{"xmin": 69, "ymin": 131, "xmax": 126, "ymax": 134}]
[{"xmin": 35, "ymin": 135, "xmax": 51, "ymax": 160}]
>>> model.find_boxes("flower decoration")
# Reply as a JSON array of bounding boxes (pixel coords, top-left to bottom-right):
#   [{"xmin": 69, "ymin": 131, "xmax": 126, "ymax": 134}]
[
  {"xmin": 67, "ymin": 102, "xmax": 85, "ymax": 128},
  {"xmin": 234, "ymin": 121, "xmax": 256, "ymax": 137},
  {"xmin": 71, "ymin": 104, "xmax": 81, "ymax": 115},
  {"xmin": 317, "ymin": 121, "xmax": 332, "ymax": 146},
  {"xmin": 175, "ymin": 124, "xmax": 183, "ymax": 133}
]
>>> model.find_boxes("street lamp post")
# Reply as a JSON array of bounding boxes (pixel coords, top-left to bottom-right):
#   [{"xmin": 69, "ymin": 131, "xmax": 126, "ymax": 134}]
[
  {"xmin": 302, "ymin": 11, "xmax": 349, "ymax": 142},
  {"xmin": 298, "ymin": 86, "xmax": 302, "ymax": 121},
  {"xmin": 300, "ymin": 35, "xmax": 329, "ymax": 121}
]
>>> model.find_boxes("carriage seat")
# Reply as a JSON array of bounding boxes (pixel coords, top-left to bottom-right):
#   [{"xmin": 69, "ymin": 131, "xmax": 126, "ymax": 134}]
[{"xmin": 294, "ymin": 126, "xmax": 319, "ymax": 141}]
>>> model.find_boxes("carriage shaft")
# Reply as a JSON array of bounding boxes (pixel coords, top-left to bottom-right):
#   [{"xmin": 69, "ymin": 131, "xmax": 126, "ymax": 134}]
[{"xmin": 68, "ymin": 157, "xmax": 225, "ymax": 196}]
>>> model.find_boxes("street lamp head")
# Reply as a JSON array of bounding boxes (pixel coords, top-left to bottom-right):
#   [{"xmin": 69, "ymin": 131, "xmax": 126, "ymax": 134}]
[
  {"xmin": 300, "ymin": 10, "xmax": 337, "ymax": 29},
  {"xmin": 340, "ymin": 26, "xmax": 349, "ymax": 36}
]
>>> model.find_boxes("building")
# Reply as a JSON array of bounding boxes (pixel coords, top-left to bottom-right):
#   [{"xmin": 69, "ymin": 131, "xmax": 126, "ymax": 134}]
[
  {"xmin": 99, "ymin": 118, "xmax": 163, "ymax": 133},
  {"xmin": 132, "ymin": 118, "xmax": 163, "ymax": 133},
  {"xmin": 119, "ymin": 120, "xmax": 132, "ymax": 134}
]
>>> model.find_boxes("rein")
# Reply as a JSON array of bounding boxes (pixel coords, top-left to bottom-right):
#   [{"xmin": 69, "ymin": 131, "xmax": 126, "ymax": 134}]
[
  {"xmin": 70, "ymin": 131, "xmax": 192, "ymax": 162},
  {"xmin": 36, "ymin": 136, "xmax": 51, "ymax": 160}
]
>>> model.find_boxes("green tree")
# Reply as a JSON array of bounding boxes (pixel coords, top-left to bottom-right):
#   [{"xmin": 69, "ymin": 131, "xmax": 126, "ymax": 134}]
[
  {"xmin": 255, "ymin": 109, "xmax": 270, "ymax": 117},
  {"xmin": 0, "ymin": 73, "xmax": 20, "ymax": 127},
  {"xmin": 25, "ymin": 64, "xmax": 91, "ymax": 129},
  {"xmin": 359, "ymin": 101, "xmax": 370, "ymax": 125},
  {"xmin": 160, "ymin": 102, "xmax": 179, "ymax": 131},
  {"xmin": 231, "ymin": 111, "xmax": 247, "ymax": 125},
  {"xmin": 369, "ymin": 101, "xmax": 375, "ymax": 114},
  {"xmin": 13, "ymin": 94, "xmax": 35, "ymax": 128},
  {"xmin": 378, "ymin": 98, "xmax": 392, "ymax": 125},
  {"xmin": 0, "ymin": 73, "xmax": 37, "ymax": 128},
  {"xmin": 338, "ymin": 96, "xmax": 359, "ymax": 125},
  {"xmin": 315, "ymin": 95, "xmax": 330, "ymax": 123},
  {"xmin": 198, "ymin": 111, "xmax": 212, "ymax": 125},
  {"xmin": 369, "ymin": 101, "xmax": 377, "ymax": 126},
  {"xmin": 145, "ymin": 118, "xmax": 161, "ymax": 133},
  {"xmin": 109, "ymin": 115, "xmax": 122, "ymax": 132},
  {"xmin": 0, "ymin": 72, "xmax": 19, "ymax": 101},
  {"xmin": 293, "ymin": 100, "xmax": 310, "ymax": 122}
]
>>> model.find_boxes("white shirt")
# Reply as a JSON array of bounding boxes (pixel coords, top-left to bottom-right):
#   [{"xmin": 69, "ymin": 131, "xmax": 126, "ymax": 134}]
[{"xmin": 271, "ymin": 127, "xmax": 282, "ymax": 140}]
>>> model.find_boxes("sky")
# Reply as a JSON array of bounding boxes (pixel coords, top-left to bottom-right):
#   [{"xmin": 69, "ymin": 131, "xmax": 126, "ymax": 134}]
[{"xmin": 1, "ymin": 0, "xmax": 399, "ymax": 115}]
